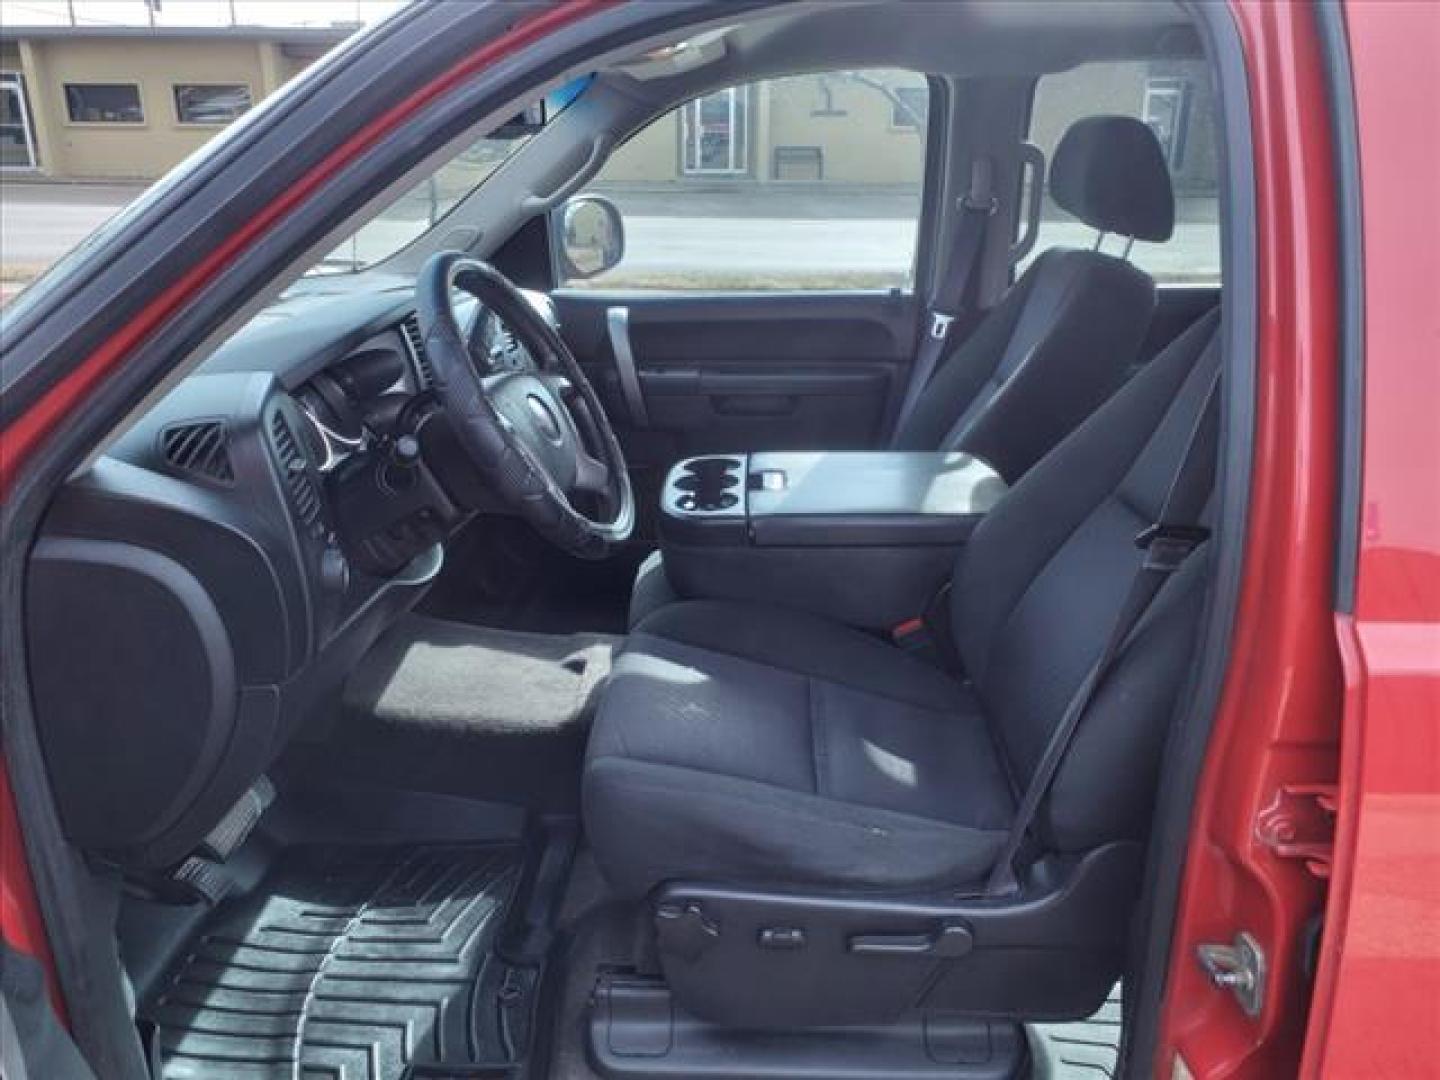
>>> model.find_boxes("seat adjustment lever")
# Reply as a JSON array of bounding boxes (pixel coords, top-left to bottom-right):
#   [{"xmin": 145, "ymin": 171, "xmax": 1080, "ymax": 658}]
[
  {"xmin": 655, "ymin": 901, "xmax": 720, "ymax": 962},
  {"xmin": 849, "ymin": 924, "xmax": 973, "ymax": 958}
]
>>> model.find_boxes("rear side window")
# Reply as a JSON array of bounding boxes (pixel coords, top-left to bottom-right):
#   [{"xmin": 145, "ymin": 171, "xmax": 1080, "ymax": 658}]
[
  {"xmin": 1024, "ymin": 60, "xmax": 1220, "ymax": 284},
  {"xmin": 567, "ymin": 70, "xmax": 932, "ymax": 291}
]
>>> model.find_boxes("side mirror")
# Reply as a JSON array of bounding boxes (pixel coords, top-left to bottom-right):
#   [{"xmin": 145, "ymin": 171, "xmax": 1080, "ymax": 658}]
[{"xmin": 556, "ymin": 194, "xmax": 624, "ymax": 280}]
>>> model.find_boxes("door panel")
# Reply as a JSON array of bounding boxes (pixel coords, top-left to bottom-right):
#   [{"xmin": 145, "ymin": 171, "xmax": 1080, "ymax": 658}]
[{"xmin": 554, "ymin": 289, "xmax": 917, "ymax": 540}]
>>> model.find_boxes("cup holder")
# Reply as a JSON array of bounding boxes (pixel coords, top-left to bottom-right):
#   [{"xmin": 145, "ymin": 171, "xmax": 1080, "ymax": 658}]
[{"xmin": 673, "ymin": 456, "xmax": 743, "ymax": 513}]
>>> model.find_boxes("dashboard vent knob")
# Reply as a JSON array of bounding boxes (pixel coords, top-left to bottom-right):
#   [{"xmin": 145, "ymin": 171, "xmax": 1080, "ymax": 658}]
[{"xmin": 159, "ymin": 420, "xmax": 234, "ymax": 485}]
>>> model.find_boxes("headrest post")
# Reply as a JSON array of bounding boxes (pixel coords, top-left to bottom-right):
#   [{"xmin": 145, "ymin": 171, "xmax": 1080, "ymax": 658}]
[
  {"xmin": 1093, "ymin": 230, "xmax": 1106, "ymax": 252},
  {"xmin": 1122, "ymin": 236, "xmax": 1135, "ymax": 260}
]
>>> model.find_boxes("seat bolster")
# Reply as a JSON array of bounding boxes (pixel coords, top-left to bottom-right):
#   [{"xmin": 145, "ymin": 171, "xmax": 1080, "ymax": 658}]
[
  {"xmin": 628, "ymin": 549, "xmax": 681, "ymax": 631},
  {"xmin": 632, "ymin": 599, "xmax": 963, "ymax": 711},
  {"xmin": 584, "ymin": 756, "xmax": 1007, "ymax": 898}
]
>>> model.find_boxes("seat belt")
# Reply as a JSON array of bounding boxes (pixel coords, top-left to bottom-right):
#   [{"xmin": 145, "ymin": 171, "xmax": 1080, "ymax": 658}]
[
  {"xmin": 890, "ymin": 157, "xmax": 997, "ymax": 441},
  {"xmin": 985, "ymin": 368, "xmax": 1223, "ymax": 897}
]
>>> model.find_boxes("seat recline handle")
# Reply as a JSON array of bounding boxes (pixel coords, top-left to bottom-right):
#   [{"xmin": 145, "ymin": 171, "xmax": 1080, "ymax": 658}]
[{"xmin": 848, "ymin": 924, "xmax": 973, "ymax": 958}]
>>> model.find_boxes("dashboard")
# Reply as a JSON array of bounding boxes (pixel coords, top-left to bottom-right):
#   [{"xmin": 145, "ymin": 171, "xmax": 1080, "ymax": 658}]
[{"xmin": 25, "ymin": 281, "xmax": 556, "ymax": 870}]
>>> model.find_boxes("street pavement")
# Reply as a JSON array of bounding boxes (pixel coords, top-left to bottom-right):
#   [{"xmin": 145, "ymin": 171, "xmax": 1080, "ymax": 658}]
[
  {"xmin": 1, "ymin": 181, "xmax": 143, "ymax": 268},
  {"xmin": 2, "ymin": 179, "xmax": 1219, "ymax": 302}
]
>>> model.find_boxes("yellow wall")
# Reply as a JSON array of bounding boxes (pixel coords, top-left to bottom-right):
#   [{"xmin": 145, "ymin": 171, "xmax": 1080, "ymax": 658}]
[
  {"xmin": 10, "ymin": 36, "xmax": 317, "ymax": 179},
  {"xmin": 595, "ymin": 70, "xmax": 928, "ymax": 187}
]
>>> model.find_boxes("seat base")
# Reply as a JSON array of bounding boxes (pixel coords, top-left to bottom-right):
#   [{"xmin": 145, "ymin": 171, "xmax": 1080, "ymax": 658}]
[
  {"xmin": 647, "ymin": 843, "xmax": 1139, "ymax": 1030},
  {"xmin": 589, "ymin": 973, "xmax": 1026, "ymax": 1079}
]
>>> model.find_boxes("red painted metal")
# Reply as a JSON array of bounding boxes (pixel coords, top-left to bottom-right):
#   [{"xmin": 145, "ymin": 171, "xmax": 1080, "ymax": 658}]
[
  {"xmin": 1300, "ymin": 0, "xmax": 1440, "ymax": 1075},
  {"xmin": 0, "ymin": 762, "xmax": 68, "ymax": 1022},
  {"xmin": 0, "ymin": 0, "xmax": 614, "ymax": 1024},
  {"xmin": 1155, "ymin": 2, "xmax": 1344, "ymax": 1077}
]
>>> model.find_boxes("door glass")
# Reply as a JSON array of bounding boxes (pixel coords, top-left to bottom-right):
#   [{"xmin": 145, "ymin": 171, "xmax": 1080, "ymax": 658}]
[
  {"xmin": 563, "ymin": 69, "xmax": 931, "ymax": 291},
  {"xmin": 0, "ymin": 76, "xmax": 36, "ymax": 169}
]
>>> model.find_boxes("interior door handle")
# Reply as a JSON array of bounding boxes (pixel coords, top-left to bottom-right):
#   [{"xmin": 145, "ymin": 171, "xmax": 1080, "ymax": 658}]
[
  {"xmin": 606, "ymin": 306, "xmax": 649, "ymax": 427},
  {"xmin": 848, "ymin": 924, "xmax": 973, "ymax": 958}
]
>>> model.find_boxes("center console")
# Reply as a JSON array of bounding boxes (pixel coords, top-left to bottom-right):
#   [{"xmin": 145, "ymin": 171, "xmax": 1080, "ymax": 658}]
[{"xmin": 657, "ymin": 452, "xmax": 1006, "ymax": 629}]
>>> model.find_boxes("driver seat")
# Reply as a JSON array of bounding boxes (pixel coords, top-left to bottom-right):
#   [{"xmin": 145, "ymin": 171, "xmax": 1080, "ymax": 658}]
[{"xmin": 582, "ymin": 310, "xmax": 1222, "ymax": 1026}]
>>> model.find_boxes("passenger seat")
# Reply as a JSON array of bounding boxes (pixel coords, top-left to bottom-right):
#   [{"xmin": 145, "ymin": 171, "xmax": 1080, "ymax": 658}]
[{"xmin": 892, "ymin": 115, "xmax": 1176, "ymax": 481}]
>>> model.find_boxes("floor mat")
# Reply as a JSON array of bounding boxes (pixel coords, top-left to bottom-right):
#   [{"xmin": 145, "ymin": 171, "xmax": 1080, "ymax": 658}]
[
  {"xmin": 1028, "ymin": 984, "xmax": 1124, "ymax": 1079},
  {"xmin": 143, "ymin": 842, "xmax": 530, "ymax": 1079}
]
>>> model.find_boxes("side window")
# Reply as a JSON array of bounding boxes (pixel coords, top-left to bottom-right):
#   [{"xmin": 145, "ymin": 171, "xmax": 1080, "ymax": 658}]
[
  {"xmin": 1023, "ymin": 60, "xmax": 1221, "ymax": 284},
  {"xmin": 565, "ymin": 70, "xmax": 931, "ymax": 291}
]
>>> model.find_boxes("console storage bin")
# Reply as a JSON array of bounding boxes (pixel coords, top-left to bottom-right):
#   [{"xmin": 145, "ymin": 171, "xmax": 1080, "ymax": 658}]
[{"xmin": 657, "ymin": 452, "xmax": 1006, "ymax": 629}]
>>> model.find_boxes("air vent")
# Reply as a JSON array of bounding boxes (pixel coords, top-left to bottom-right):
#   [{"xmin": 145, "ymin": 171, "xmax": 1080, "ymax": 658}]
[
  {"xmin": 160, "ymin": 421, "xmax": 234, "ymax": 485},
  {"xmin": 400, "ymin": 313, "xmax": 434, "ymax": 388},
  {"xmin": 270, "ymin": 411, "xmax": 322, "ymax": 529}
]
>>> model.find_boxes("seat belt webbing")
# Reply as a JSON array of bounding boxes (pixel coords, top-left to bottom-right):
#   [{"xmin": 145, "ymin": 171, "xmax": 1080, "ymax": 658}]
[
  {"xmin": 985, "ymin": 368, "xmax": 1223, "ymax": 897},
  {"xmin": 890, "ymin": 157, "xmax": 997, "ymax": 441}
]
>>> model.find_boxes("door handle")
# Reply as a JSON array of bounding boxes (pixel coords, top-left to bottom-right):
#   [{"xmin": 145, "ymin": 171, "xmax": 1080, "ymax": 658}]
[{"xmin": 605, "ymin": 306, "xmax": 649, "ymax": 427}]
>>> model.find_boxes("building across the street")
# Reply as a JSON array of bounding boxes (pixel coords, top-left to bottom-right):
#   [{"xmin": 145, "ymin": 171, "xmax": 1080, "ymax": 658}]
[
  {"xmin": 1, "ymin": 23, "xmax": 352, "ymax": 180},
  {"xmin": 1, "ymin": 24, "xmax": 1218, "ymax": 221}
]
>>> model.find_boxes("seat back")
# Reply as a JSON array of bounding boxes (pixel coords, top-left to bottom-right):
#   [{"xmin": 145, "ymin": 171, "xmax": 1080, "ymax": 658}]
[
  {"xmin": 951, "ymin": 309, "xmax": 1222, "ymax": 852},
  {"xmin": 893, "ymin": 116, "xmax": 1176, "ymax": 482}
]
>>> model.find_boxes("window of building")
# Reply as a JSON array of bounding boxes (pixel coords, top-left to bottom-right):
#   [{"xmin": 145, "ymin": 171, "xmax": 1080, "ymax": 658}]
[
  {"xmin": 681, "ymin": 86, "xmax": 750, "ymax": 175},
  {"xmin": 64, "ymin": 83, "xmax": 143, "ymax": 124},
  {"xmin": 1022, "ymin": 60, "xmax": 1220, "ymax": 284},
  {"xmin": 563, "ymin": 69, "xmax": 931, "ymax": 291},
  {"xmin": 174, "ymin": 84, "xmax": 252, "ymax": 125},
  {"xmin": 1, "ymin": 73, "xmax": 38, "ymax": 169}
]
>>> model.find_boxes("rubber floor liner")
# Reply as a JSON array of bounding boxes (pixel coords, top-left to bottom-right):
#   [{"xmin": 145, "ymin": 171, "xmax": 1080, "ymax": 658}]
[
  {"xmin": 143, "ymin": 843, "xmax": 530, "ymax": 1079},
  {"xmin": 1028, "ymin": 985, "xmax": 1124, "ymax": 1079}
]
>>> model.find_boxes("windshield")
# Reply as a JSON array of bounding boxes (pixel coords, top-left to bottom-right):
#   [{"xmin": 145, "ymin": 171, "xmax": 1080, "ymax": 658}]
[
  {"xmin": 309, "ymin": 130, "xmax": 535, "ymax": 275},
  {"xmin": 308, "ymin": 76, "xmax": 592, "ymax": 275}
]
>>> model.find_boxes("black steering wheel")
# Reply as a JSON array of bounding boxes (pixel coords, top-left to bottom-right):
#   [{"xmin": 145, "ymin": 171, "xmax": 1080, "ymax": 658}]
[{"xmin": 417, "ymin": 251, "xmax": 633, "ymax": 558}]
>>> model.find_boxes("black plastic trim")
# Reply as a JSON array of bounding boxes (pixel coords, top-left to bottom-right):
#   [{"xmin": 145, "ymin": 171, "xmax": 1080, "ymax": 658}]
[{"xmin": 1316, "ymin": 0, "xmax": 1366, "ymax": 615}]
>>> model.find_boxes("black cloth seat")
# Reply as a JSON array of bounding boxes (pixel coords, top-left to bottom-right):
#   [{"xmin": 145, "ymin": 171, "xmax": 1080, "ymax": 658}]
[
  {"xmin": 586, "ymin": 600, "xmax": 1014, "ymax": 894},
  {"xmin": 585, "ymin": 310, "xmax": 1222, "ymax": 899}
]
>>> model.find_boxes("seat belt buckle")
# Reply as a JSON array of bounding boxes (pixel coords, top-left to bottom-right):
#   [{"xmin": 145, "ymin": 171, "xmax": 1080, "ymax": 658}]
[{"xmin": 1135, "ymin": 523, "xmax": 1210, "ymax": 571}]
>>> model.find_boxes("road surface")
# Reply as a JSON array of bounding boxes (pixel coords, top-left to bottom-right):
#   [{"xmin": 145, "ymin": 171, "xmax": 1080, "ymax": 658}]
[{"xmin": 2, "ymin": 180, "xmax": 1219, "ymax": 299}]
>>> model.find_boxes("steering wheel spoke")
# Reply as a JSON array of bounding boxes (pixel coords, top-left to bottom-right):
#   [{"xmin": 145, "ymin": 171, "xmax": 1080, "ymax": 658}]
[{"xmin": 573, "ymin": 448, "xmax": 611, "ymax": 496}]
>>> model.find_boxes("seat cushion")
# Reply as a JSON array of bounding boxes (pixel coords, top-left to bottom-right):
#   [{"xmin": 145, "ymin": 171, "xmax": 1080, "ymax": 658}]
[{"xmin": 584, "ymin": 600, "xmax": 1014, "ymax": 898}]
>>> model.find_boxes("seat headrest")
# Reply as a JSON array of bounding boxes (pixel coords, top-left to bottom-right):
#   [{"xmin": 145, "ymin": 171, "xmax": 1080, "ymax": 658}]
[{"xmin": 1050, "ymin": 116, "xmax": 1175, "ymax": 242}]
